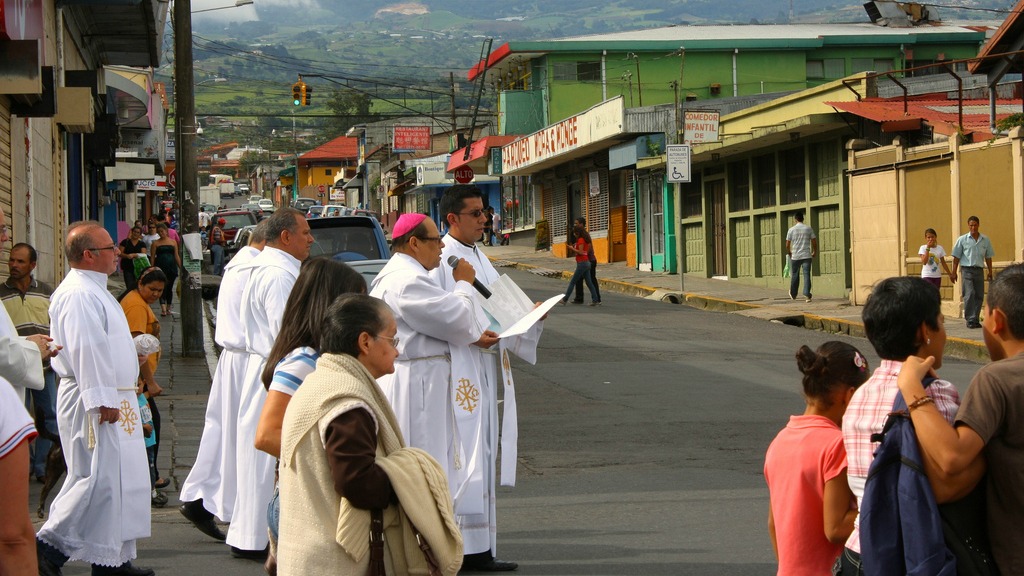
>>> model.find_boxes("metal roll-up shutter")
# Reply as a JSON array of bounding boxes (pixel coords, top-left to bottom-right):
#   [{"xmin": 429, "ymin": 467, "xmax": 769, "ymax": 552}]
[{"xmin": 0, "ymin": 97, "xmax": 12, "ymax": 211}]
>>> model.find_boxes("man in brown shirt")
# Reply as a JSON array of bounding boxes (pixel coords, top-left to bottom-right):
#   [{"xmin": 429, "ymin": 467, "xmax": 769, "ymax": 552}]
[{"xmin": 898, "ymin": 263, "xmax": 1024, "ymax": 574}]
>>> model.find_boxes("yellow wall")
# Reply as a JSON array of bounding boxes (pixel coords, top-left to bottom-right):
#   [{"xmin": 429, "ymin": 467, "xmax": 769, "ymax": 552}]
[
  {"xmin": 626, "ymin": 232, "xmax": 638, "ymax": 268},
  {"xmin": 848, "ymin": 134, "xmax": 1024, "ymax": 312},
  {"xmin": 905, "ymin": 163, "xmax": 952, "ymax": 251},
  {"xmin": 959, "ymin": 142, "xmax": 1014, "ymax": 260}
]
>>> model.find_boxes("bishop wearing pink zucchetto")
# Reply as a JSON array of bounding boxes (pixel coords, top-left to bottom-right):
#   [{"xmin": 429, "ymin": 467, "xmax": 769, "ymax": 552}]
[{"xmin": 368, "ymin": 213, "xmax": 498, "ymax": 503}]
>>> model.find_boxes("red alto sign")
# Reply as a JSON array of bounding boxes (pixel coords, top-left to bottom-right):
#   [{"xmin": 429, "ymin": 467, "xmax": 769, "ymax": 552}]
[{"xmin": 453, "ymin": 166, "xmax": 474, "ymax": 184}]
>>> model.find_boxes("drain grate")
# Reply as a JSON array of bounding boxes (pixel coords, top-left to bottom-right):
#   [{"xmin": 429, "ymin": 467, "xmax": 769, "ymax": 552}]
[
  {"xmin": 491, "ymin": 260, "xmax": 516, "ymax": 268},
  {"xmin": 529, "ymin": 268, "xmax": 563, "ymax": 278}
]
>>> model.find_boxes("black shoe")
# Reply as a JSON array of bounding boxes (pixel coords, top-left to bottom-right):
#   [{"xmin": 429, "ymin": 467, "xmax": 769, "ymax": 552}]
[
  {"xmin": 100, "ymin": 563, "xmax": 155, "ymax": 576},
  {"xmin": 570, "ymin": 300, "xmax": 584, "ymax": 304},
  {"xmin": 37, "ymin": 544, "xmax": 63, "ymax": 576},
  {"xmin": 179, "ymin": 500, "xmax": 226, "ymax": 541},
  {"xmin": 151, "ymin": 490, "xmax": 168, "ymax": 508},
  {"xmin": 230, "ymin": 546, "xmax": 269, "ymax": 561},
  {"xmin": 154, "ymin": 477, "xmax": 170, "ymax": 489},
  {"xmin": 461, "ymin": 553, "xmax": 518, "ymax": 572}
]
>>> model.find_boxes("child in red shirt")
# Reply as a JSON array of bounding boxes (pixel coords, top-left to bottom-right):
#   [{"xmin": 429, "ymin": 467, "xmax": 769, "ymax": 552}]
[{"xmin": 764, "ymin": 341, "xmax": 869, "ymax": 575}]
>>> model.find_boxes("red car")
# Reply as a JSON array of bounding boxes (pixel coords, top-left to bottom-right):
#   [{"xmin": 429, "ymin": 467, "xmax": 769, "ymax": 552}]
[{"xmin": 213, "ymin": 210, "xmax": 258, "ymax": 244}]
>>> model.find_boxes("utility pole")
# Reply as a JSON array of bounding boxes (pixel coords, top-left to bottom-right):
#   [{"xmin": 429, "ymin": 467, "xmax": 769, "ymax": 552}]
[
  {"xmin": 450, "ymin": 72, "xmax": 458, "ymax": 147},
  {"xmin": 174, "ymin": 0, "xmax": 203, "ymax": 356}
]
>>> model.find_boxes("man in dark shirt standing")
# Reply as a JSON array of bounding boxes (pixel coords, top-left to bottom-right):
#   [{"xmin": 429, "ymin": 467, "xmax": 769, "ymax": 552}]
[{"xmin": 0, "ymin": 242, "xmax": 56, "ymax": 482}]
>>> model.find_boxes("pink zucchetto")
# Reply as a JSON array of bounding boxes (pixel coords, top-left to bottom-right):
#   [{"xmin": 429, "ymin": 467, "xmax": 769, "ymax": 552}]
[{"xmin": 392, "ymin": 213, "xmax": 428, "ymax": 238}]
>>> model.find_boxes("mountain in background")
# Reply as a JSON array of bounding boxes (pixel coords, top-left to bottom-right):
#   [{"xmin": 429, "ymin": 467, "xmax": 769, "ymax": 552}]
[{"xmin": 180, "ymin": 0, "xmax": 1012, "ymax": 144}]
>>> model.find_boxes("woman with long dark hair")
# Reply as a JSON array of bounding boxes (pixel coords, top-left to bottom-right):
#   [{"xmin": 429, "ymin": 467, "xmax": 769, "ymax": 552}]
[
  {"xmin": 253, "ymin": 257, "xmax": 365, "ymax": 573},
  {"xmin": 149, "ymin": 223, "xmax": 181, "ymax": 317}
]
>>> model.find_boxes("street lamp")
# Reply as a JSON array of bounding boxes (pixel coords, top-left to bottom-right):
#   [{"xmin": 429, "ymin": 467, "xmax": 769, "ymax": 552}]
[
  {"xmin": 192, "ymin": 0, "xmax": 253, "ymax": 14},
  {"xmin": 174, "ymin": 0, "xmax": 252, "ymax": 356}
]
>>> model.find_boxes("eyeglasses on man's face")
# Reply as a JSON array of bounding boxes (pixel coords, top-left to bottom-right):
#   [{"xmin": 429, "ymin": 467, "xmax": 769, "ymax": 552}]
[
  {"xmin": 456, "ymin": 209, "xmax": 485, "ymax": 218},
  {"xmin": 86, "ymin": 245, "xmax": 118, "ymax": 253},
  {"xmin": 0, "ymin": 225, "xmax": 10, "ymax": 236},
  {"xmin": 414, "ymin": 236, "xmax": 441, "ymax": 243}
]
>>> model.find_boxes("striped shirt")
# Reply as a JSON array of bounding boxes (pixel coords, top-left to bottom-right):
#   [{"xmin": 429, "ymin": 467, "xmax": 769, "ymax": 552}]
[
  {"xmin": 0, "ymin": 381, "xmax": 37, "ymax": 459},
  {"xmin": 841, "ymin": 359, "xmax": 960, "ymax": 553},
  {"xmin": 269, "ymin": 346, "xmax": 319, "ymax": 397},
  {"xmin": 0, "ymin": 278, "xmax": 53, "ymax": 337}
]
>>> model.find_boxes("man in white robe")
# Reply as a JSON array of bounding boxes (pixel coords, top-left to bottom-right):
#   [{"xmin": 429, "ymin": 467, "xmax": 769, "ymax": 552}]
[
  {"xmin": 37, "ymin": 221, "xmax": 154, "ymax": 576},
  {"xmin": 227, "ymin": 209, "xmax": 312, "ymax": 559},
  {"xmin": 0, "ymin": 208, "xmax": 50, "ymax": 403},
  {"xmin": 179, "ymin": 220, "xmax": 269, "ymax": 540},
  {"xmin": 431, "ymin": 186, "xmax": 544, "ymax": 572},
  {"xmin": 369, "ymin": 213, "xmax": 495, "ymax": 502}
]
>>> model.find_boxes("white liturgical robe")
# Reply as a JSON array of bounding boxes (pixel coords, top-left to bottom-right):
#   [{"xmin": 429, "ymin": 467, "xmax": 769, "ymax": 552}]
[
  {"xmin": 369, "ymin": 252, "xmax": 482, "ymax": 500},
  {"xmin": 0, "ymin": 296, "xmax": 44, "ymax": 403},
  {"xmin": 433, "ymin": 236, "xmax": 543, "ymax": 556},
  {"xmin": 179, "ymin": 245, "xmax": 261, "ymax": 521},
  {"xmin": 38, "ymin": 269, "xmax": 149, "ymax": 567},
  {"xmin": 228, "ymin": 246, "xmax": 300, "ymax": 550}
]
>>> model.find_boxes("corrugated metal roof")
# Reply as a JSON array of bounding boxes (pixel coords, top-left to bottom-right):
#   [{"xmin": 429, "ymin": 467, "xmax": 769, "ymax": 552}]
[
  {"xmin": 827, "ymin": 97, "xmax": 1020, "ymax": 139},
  {"xmin": 299, "ymin": 135, "xmax": 359, "ymax": 162},
  {"xmin": 970, "ymin": 0, "xmax": 1024, "ymax": 74},
  {"xmin": 550, "ymin": 21, "xmax": 996, "ymax": 43}
]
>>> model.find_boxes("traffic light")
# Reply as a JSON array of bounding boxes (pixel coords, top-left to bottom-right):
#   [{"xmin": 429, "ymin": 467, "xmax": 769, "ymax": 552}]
[
  {"xmin": 291, "ymin": 81, "xmax": 302, "ymax": 106},
  {"xmin": 303, "ymin": 85, "xmax": 312, "ymax": 106}
]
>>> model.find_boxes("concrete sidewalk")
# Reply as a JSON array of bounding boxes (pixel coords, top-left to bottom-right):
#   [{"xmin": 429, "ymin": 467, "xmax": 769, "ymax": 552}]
[{"xmin": 480, "ymin": 243, "xmax": 988, "ymax": 363}]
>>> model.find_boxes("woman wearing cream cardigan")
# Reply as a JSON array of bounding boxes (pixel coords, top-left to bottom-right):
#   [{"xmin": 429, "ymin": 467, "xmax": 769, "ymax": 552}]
[{"xmin": 277, "ymin": 294, "xmax": 463, "ymax": 576}]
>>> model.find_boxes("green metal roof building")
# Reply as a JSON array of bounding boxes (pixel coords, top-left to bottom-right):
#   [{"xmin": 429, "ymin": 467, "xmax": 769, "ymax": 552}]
[{"xmin": 471, "ymin": 22, "xmax": 991, "ymax": 134}]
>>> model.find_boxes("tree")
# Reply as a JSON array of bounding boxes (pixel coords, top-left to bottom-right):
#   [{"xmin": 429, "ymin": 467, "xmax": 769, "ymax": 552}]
[{"xmin": 324, "ymin": 89, "xmax": 381, "ymax": 136}]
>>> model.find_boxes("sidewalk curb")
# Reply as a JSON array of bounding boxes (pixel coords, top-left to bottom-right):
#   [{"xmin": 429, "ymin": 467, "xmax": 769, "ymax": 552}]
[{"xmin": 495, "ymin": 257, "xmax": 989, "ymax": 363}]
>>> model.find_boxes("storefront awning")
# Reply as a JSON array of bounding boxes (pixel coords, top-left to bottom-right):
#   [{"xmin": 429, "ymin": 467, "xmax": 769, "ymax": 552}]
[
  {"xmin": 278, "ymin": 166, "xmax": 296, "ymax": 179},
  {"xmin": 387, "ymin": 180, "xmax": 414, "ymax": 197},
  {"xmin": 447, "ymin": 135, "xmax": 519, "ymax": 172},
  {"xmin": 343, "ymin": 177, "xmax": 364, "ymax": 190}
]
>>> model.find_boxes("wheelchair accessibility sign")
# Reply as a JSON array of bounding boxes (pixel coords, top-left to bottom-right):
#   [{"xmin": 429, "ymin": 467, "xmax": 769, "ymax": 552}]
[{"xmin": 666, "ymin": 144, "xmax": 692, "ymax": 183}]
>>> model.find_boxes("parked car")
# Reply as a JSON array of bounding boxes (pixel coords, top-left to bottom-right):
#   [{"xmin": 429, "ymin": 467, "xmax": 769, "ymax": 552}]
[
  {"xmin": 240, "ymin": 203, "xmax": 264, "ymax": 218},
  {"xmin": 248, "ymin": 195, "xmax": 263, "ymax": 203},
  {"xmin": 307, "ymin": 215, "xmax": 391, "ymax": 285},
  {"xmin": 321, "ymin": 204, "xmax": 350, "ymax": 218},
  {"xmin": 227, "ymin": 223, "xmax": 258, "ymax": 257},
  {"xmin": 306, "ymin": 205, "xmax": 326, "ymax": 219},
  {"xmin": 349, "ymin": 209, "xmax": 381, "ymax": 222},
  {"xmin": 214, "ymin": 210, "xmax": 259, "ymax": 245},
  {"xmin": 293, "ymin": 198, "xmax": 318, "ymax": 212},
  {"xmin": 258, "ymin": 198, "xmax": 274, "ymax": 210},
  {"xmin": 199, "ymin": 203, "xmax": 218, "ymax": 215},
  {"xmin": 237, "ymin": 183, "xmax": 251, "ymax": 195}
]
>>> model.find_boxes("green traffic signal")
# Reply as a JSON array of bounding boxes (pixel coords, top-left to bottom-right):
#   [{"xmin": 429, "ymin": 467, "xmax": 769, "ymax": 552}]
[{"xmin": 291, "ymin": 81, "xmax": 302, "ymax": 106}]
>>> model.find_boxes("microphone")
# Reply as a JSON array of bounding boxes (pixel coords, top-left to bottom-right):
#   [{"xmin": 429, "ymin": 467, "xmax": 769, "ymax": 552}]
[{"xmin": 447, "ymin": 255, "xmax": 492, "ymax": 299}]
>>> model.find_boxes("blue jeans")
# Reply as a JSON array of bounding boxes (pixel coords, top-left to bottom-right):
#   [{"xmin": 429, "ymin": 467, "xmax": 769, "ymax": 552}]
[
  {"xmin": 789, "ymin": 258, "xmax": 812, "ymax": 299},
  {"xmin": 564, "ymin": 260, "xmax": 599, "ymax": 303},
  {"xmin": 26, "ymin": 369, "xmax": 57, "ymax": 478},
  {"xmin": 961, "ymin": 266, "xmax": 984, "ymax": 324},
  {"xmin": 267, "ymin": 486, "xmax": 280, "ymax": 543},
  {"xmin": 574, "ymin": 259, "xmax": 601, "ymax": 302},
  {"xmin": 211, "ymin": 244, "xmax": 225, "ymax": 276}
]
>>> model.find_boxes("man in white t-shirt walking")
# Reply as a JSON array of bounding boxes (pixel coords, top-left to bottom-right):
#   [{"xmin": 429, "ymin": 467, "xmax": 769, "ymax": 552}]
[{"xmin": 786, "ymin": 211, "xmax": 817, "ymax": 302}]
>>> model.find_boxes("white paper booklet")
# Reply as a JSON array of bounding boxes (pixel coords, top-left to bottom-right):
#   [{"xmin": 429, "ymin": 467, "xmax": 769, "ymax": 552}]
[{"xmin": 480, "ymin": 274, "xmax": 563, "ymax": 338}]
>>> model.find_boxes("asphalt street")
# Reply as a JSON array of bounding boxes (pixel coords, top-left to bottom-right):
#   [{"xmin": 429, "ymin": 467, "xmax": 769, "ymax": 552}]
[{"xmin": 29, "ymin": 266, "xmax": 985, "ymax": 575}]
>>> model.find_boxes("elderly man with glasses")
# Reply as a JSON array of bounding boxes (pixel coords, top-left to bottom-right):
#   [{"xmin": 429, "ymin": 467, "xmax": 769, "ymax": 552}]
[
  {"xmin": 369, "ymin": 212, "xmax": 495, "ymax": 532},
  {"xmin": 37, "ymin": 221, "xmax": 155, "ymax": 576}
]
